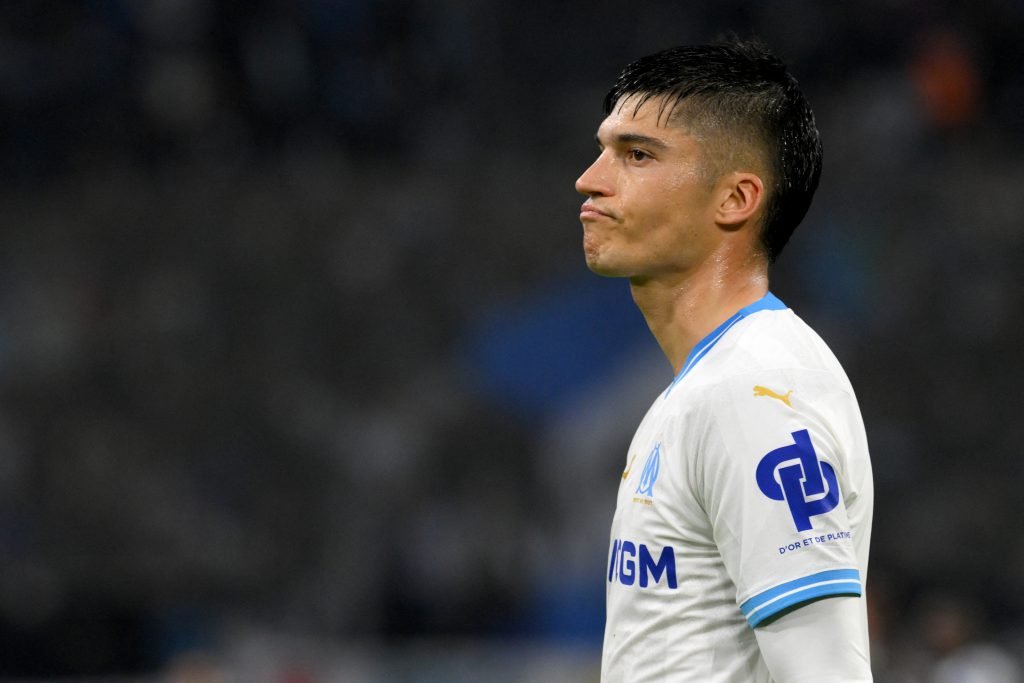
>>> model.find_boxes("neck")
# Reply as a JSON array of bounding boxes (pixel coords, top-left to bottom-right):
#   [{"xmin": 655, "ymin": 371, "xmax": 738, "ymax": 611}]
[{"xmin": 630, "ymin": 252, "xmax": 769, "ymax": 375}]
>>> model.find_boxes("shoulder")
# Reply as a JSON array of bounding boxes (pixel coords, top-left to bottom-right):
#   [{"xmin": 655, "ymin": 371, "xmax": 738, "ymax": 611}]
[
  {"xmin": 689, "ymin": 306, "xmax": 856, "ymax": 400},
  {"xmin": 657, "ymin": 304, "xmax": 863, "ymax": 454},
  {"xmin": 670, "ymin": 308, "xmax": 865, "ymax": 466}
]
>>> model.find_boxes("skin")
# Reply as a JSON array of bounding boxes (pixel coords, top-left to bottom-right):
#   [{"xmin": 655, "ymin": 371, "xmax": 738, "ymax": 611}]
[{"xmin": 576, "ymin": 94, "xmax": 771, "ymax": 375}]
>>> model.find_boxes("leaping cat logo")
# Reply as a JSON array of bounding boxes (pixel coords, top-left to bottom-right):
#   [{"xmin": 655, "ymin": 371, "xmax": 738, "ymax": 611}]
[
  {"xmin": 622, "ymin": 452, "xmax": 638, "ymax": 480},
  {"xmin": 753, "ymin": 385, "xmax": 793, "ymax": 408}
]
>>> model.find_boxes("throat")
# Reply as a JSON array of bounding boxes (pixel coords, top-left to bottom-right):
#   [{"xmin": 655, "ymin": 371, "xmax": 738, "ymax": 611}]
[{"xmin": 630, "ymin": 273, "xmax": 768, "ymax": 375}]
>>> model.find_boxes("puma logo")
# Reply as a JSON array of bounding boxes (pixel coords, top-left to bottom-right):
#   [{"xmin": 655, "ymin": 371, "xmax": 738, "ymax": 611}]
[
  {"xmin": 622, "ymin": 452, "xmax": 638, "ymax": 480},
  {"xmin": 753, "ymin": 385, "xmax": 793, "ymax": 408}
]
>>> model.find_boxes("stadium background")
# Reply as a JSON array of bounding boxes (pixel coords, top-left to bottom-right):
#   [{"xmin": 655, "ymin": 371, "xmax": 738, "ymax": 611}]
[{"xmin": 2, "ymin": 1, "xmax": 1023, "ymax": 681}]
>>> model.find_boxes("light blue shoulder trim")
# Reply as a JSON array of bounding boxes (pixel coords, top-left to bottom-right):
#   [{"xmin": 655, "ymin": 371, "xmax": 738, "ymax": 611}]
[
  {"xmin": 664, "ymin": 292, "xmax": 787, "ymax": 396},
  {"xmin": 740, "ymin": 568, "xmax": 862, "ymax": 628}
]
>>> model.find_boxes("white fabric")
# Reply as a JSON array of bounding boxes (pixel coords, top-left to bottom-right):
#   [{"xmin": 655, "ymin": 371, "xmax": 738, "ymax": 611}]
[
  {"xmin": 755, "ymin": 596, "xmax": 872, "ymax": 682},
  {"xmin": 601, "ymin": 300, "xmax": 873, "ymax": 683}
]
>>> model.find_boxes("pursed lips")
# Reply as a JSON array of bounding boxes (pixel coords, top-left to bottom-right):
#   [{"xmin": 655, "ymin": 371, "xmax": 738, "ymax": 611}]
[{"xmin": 580, "ymin": 202, "xmax": 615, "ymax": 220}]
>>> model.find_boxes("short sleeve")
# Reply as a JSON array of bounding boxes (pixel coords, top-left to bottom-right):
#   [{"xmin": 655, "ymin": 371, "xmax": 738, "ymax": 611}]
[{"xmin": 696, "ymin": 369, "xmax": 864, "ymax": 628}]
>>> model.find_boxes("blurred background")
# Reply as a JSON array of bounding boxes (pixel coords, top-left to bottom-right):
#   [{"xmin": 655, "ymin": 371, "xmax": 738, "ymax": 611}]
[{"xmin": 2, "ymin": 0, "xmax": 1023, "ymax": 681}]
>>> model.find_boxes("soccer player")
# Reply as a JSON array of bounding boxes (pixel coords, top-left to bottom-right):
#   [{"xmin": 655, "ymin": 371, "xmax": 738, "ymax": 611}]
[{"xmin": 576, "ymin": 41, "xmax": 874, "ymax": 681}]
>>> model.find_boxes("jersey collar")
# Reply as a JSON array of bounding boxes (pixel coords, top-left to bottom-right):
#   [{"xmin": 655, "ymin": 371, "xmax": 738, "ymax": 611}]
[{"xmin": 664, "ymin": 292, "xmax": 787, "ymax": 396}]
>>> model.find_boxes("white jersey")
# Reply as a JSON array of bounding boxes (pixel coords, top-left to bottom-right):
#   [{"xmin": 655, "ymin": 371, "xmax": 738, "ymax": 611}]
[{"xmin": 602, "ymin": 293, "xmax": 873, "ymax": 682}]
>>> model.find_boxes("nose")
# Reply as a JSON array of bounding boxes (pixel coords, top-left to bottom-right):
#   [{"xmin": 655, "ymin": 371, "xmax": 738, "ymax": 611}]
[{"xmin": 575, "ymin": 152, "xmax": 612, "ymax": 197}]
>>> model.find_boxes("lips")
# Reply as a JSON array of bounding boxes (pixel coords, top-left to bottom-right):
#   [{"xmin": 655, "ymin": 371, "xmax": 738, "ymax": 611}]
[{"xmin": 580, "ymin": 202, "xmax": 613, "ymax": 219}]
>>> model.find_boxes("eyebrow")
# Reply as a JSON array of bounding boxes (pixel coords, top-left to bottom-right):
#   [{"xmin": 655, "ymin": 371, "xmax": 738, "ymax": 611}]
[{"xmin": 595, "ymin": 132, "xmax": 670, "ymax": 150}]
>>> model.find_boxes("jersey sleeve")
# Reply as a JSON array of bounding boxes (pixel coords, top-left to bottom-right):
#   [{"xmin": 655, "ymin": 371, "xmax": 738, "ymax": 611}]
[
  {"xmin": 695, "ymin": 369, "xmax": 866, "ymax": 628},
  {"xmin": 754, "ymin": 594, "xmax": 873, "ymax": 681}
]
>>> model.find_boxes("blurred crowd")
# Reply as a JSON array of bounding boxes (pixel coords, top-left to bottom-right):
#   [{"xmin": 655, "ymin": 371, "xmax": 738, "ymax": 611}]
[{"xmin": 2, "ymin": 1, "xmax": 1024, "ymax": 681}]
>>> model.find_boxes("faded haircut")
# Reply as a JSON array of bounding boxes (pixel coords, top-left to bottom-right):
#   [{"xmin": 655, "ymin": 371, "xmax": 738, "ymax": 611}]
[{"xmin": 603, "ymin": 40, "xmax": 822, "ymax": 262}]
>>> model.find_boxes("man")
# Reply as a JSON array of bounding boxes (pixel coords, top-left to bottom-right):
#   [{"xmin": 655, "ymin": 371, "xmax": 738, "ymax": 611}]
[{"xmin": 576, "ymin": 41, "xmax": 874, "ymax": 681}]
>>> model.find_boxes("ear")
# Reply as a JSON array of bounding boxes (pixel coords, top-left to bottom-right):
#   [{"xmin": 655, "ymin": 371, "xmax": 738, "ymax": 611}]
[{"xmin": 714, "ymin": 172, "xmax": 765, "ymax": 229}]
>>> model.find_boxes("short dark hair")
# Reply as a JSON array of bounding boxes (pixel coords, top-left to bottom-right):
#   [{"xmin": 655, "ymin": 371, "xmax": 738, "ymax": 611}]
[{"xmin": 603, "ymin": 40, "xmax": 822, "ymax": 262}]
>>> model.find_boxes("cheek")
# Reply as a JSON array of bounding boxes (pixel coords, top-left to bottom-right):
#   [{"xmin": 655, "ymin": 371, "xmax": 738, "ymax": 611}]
[
  {"xmin": 621, "ymin": 178, "xmax": 671, "ymax": 222},
  {"xmin": 623, "ymin": 180, "xmax": 693, "ymax": 233},
  {"xmin": 618, "ymin": 166, "xmax": 710, "ymax": 237},
  {"xmin": 668, "ymin": 164, "xmax": 704, "ymax": 190}
]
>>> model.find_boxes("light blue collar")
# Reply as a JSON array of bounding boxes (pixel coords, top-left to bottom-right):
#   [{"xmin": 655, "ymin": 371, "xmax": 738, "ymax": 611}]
[{"xmin": 665, "ymin": 292, "xmax": 787, "ymax": 396}]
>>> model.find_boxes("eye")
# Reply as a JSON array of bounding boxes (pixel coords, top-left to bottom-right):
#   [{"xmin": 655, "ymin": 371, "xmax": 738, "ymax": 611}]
[{"xmin": 628, "ymin": 148, "xmax": 652, "ymax": 162}]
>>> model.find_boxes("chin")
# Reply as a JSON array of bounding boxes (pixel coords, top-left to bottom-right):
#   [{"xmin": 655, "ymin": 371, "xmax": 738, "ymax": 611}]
[{"xmin": 585, "ymin": 255, "xmax": 629, "ymax": 278}]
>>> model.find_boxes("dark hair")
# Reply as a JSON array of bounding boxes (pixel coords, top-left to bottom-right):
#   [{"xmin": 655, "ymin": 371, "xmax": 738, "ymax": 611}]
[{"xmin": 603, "ymin": 40, "xmax": 822, "ymax": 262}]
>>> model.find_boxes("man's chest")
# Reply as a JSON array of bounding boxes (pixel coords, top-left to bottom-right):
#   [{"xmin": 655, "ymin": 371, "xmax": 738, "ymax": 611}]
[{"xmin": 608, "ymin": 405, "xmax": 717, "ymax": 585}]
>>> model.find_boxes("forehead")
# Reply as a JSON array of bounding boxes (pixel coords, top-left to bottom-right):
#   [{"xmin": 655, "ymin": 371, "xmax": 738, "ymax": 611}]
[{"xmin": 596, "ymin": 94, "xmax": 699, "ymax": 145}]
